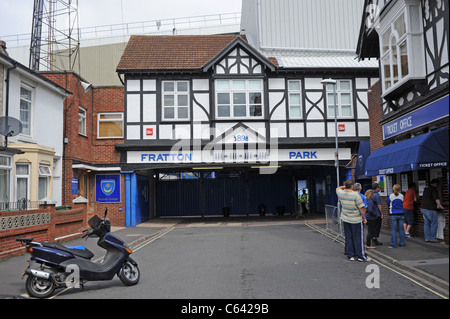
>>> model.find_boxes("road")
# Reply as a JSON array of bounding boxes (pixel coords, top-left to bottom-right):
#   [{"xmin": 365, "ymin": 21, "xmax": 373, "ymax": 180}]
[{"xmin": 48, "ymin": 224, "xmax": 445, "ymax": 300}]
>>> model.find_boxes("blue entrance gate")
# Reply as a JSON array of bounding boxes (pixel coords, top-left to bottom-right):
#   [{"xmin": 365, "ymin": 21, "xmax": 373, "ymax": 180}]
[{"xmin": 156, "ymin": 173, "xmax": 294, "ymax": 217}]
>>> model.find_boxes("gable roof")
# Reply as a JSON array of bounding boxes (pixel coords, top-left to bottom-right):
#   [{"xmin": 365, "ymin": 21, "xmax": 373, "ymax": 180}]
[
  {"xmin": 201, "ymin": 37, "xmax": 277, "ymax": 72},
  {"xmin": 116, "ymin": 35, "xmax": 247, "ymax": 73}
]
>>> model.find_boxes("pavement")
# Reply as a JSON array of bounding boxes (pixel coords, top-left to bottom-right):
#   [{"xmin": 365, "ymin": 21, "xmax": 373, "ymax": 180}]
[{"xmin": 0, "ymin": 213, "xmax": 448, "ymax": 298}]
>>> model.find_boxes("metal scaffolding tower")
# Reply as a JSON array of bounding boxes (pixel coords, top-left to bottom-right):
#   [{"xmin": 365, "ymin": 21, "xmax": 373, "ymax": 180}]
[{"xmin": 29, "ymin": 0, "xmax": 81, "ymax": 72}]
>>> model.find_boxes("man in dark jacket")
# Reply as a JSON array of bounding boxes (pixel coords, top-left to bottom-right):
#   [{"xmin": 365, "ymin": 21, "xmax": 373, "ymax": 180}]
[{"xmin": 421, "ymin": 179, "xmax": 445, "ymax": 242}]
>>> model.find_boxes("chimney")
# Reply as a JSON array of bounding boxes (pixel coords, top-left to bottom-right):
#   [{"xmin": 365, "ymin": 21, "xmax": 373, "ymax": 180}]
[{"xmin": 0, "ymin": 40, "xmax": 9, "ymax": 56}]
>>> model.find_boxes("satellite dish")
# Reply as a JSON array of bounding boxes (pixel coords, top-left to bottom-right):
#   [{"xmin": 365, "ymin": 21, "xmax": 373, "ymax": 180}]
[{"xmin": 0, "ymin": 116, "xmax": 23, "ymax": 137}]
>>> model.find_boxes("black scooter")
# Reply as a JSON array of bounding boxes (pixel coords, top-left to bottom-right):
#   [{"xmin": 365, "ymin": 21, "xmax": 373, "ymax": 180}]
[{"xmin": 16, "ymin": 208, "xmax": 140, "ymax": 298}]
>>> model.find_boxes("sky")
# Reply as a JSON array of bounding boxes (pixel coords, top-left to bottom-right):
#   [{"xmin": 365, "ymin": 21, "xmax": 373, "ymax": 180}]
[{"xmin": 0, "ymin": 0, "xmax": 242, "ymax": 38}]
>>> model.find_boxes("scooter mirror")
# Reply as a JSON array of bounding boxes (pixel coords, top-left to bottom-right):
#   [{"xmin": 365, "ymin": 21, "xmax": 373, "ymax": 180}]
[{"xmin": 104, "ymin": 207, "xmax": 108, "ymax": 218}]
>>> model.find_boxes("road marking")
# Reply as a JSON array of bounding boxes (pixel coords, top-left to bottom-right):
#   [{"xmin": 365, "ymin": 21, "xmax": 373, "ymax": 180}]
[
  {"xmin": 305, "ymin": 222, "xmax": 448, "ymax": 299},
  {"xmin": 133, "ymin": 227, "xmax": 175, "ymax": 252}
]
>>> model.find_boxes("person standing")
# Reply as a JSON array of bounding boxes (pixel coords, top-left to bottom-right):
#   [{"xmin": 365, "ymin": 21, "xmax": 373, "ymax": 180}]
[
  {"xmin": 403, "ymin": 182, "xmax": 417, "ymax": 238},
  {"xmin": 364, "ymin": 189, "xmax": 378, "ymax": 249},
  {"xmin": 300, "ymin": 189, "xmax": 309, "ymax": 214},
  {"xmin": 387, "ymin": 184, "xmax": 405, "ymax": 248},
  {"xmin": 421, "ymin": 179, "xmax": 445, "ymax": 243},
  {"xmin": 336, "ymin": 180, "xmax": 368, "ymax": 262},
  {"xmin": 354, "ymin": 183, "xmax": 367, "ymax": 208},
  {"xmin": 371, "ymin": 183, "xmax": 383, "ymax": 246}
]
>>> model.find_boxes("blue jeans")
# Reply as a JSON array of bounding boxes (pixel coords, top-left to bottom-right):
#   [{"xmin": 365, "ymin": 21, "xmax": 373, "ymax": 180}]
[
  {"xmin": 421, "ymin": 208, "xmax": 438, "ymax": 241},
  {"xmin": 389, "ymin": 214, "xmax": 405, "ymax": 247}
]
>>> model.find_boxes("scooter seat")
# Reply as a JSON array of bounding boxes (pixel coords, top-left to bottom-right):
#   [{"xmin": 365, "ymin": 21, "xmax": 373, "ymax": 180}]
[{"xmin": 42, "ymin": 242, "xmax": 95, "ymax": 260}]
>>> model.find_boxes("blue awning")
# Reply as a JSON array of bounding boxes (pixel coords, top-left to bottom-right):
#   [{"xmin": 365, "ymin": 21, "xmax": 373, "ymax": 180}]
[{"xmin": 365, "ymin": 128, "xmax": 449, "ymax": 176}]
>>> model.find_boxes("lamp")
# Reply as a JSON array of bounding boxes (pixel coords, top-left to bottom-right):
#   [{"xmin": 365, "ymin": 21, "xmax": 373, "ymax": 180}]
[{"xmin": 321, "ymin": 78, "xmax": 340, "ymax": 188}]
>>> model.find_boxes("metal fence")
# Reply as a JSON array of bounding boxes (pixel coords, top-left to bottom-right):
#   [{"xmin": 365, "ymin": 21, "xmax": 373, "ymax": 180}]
[
  {"xmin": 325, "ymin": 205, "xmax": 343, "ymax": 240},
  {"xmin": 0, "ymin": 199, "xmax": 41, "ymax": 212}
]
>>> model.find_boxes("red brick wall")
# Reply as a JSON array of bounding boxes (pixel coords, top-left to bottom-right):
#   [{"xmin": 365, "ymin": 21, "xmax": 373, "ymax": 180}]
[
  {"xmin": 41, "ymin": 72, "xmax": 126, "ymax": 226},
  {"xmin": 0, "ymin": 204, "xmax": 87, "ymax": 259}
]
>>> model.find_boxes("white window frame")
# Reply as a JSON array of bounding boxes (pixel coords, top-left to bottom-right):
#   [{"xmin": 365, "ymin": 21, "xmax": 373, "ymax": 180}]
[
  {"xmin": 0, "ymin": 155, "xmax": 13, "ymax": 206},
  {"xmin": 78, "ymin": 106, "xmax": 87, "ymax": 136},
  {"xmin": 381, "ymin": 11, "xmax": 409, "ymax": 92},
  {"xmin": 378, "ymin": 0, "xmax": 425, "ymax": 96},
  {"xmin": 326, "ymin": 80, "xmax": 353, "ymax": 119},
  {"xmin": 15, "ymin": 163, "xmax": 30, "ymax": 203},
  {"xmin": 38, "ymin": 165, "xmax": 52, "ymax": 200},
  {"xmin": 97, "ymin": 113, "xmax": 124, "ymax": 139},
  {"xmin": 288, "ymin": 80, "xmax": 302, "ymax": 119},
  {"xmin": 162, "ymin": 81, "xmax": 190, "ymax": 121},
  {"xmin": 215, "ymin": 79, "xmax": 264, "ymax": 119},
  {"xmin": 20, "ymin": 84, "xmax": 33, "ymax": 136}
]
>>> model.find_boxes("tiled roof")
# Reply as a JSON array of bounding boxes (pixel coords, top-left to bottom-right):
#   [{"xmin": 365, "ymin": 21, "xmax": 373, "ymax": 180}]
[{"xmin": 116, "ymin": 35, "xmax": 247, "ymax": 72}]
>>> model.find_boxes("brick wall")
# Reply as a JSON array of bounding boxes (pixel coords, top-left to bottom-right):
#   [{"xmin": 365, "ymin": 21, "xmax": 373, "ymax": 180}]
[
  {"xmin": 42, "ymin": 72, "xmax": 126, "ymax": 227},
  {"xmin": 0, "ymin": 203, "xmax": 87, "ymax": 259}
]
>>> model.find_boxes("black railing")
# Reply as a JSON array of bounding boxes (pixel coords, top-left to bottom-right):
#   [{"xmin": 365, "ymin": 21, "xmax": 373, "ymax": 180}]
[{"xmin": 0, "ymin": 199, "xmax": 41, "ymax": 211}]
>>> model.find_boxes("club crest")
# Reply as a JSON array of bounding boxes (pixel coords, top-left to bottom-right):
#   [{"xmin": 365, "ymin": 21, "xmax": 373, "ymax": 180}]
[{"xmin": 101, "ymin": 180, "xmax": 115, "ymax": 196}]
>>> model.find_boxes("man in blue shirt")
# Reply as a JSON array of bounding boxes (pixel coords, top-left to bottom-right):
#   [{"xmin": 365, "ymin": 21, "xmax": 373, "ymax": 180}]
[{"xmin": 354, "ymin": 183, "xmax": 367, "ymax": 208}]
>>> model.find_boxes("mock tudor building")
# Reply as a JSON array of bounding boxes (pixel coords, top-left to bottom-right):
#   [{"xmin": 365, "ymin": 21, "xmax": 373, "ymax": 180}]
[
  {"xmin": 357, "ymin": 0, "xmax": 449, "ymax": 241},
  {"xmin": 115, "ymin": 34, "xmax": 378, "ymax": 225}
]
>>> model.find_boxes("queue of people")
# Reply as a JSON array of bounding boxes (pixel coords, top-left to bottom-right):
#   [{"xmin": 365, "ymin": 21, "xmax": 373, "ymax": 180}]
[{"xmin": 336, "ymin": 179, "xmax": 445, "ymax": 261}]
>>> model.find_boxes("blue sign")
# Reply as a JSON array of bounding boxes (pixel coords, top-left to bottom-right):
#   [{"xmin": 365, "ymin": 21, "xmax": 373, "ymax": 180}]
[
  {"xmin": 383, "ymin": 96, "xmax": 449, "ymax": 139},
  {"xmin": 96, "ymin": 175, "xmax": 121, "ymax": 203},
  {"xmin": 71, "ymin": 178, "xmax": 78, "ymax": 195}
]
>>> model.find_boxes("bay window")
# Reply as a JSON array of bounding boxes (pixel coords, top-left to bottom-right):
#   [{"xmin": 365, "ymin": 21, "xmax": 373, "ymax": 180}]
[
  {"xmin": 16, "ymin": 164, "xmax": 29, "ymax": 203},
  {"xmin": 0, "ymin": 155, "xmax": 12, "ymax": 208},
  {"xmin": 38, "ymin": 165, "xmax": 51, "ymax": 200},
  {"xmin": 379, "ymin": 0, "xmax": 425, "ymax": 97}
]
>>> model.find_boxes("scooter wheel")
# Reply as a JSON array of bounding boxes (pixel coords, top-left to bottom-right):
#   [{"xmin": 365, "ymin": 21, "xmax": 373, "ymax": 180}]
[
  {"xmin": 118, "ymin": 261, "xmax": 140, "ymax": 286},
  {"xmin": 25, "ymin": 275, "xmax": 56, "ymax": 299}
]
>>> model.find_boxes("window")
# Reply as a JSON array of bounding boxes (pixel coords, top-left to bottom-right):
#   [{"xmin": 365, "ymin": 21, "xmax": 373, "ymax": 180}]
[
  {"xmin": 326, "ymin": 80, "xmax": 353, "ymax": 118},
  {"xmin": 20, "ymin": 86, "xmax": 32, "ymax": 136},
  {"xmin": 216, "ymin": 79, "xmax": 263, "ymax": 119},
  {"xmin": 38, "ymin": 165, "xmax": 51, "ymax": 200},
  {"xmin": 162, "ymin": 81, "xmax": 190, "ymax": 120},
  {"xmin": 378, "ymin": 1, "xmax": 425, "ymax": 96},
  {"xmin": 79, "ymin": 106, "xmax": 87, "ymax": 136},
  {"xmin": 16, "ymin": 164, "xmax": 29, "ymax": 202},
  {"xmin": 0, "ymin": 155, "xmax": 12, "ymax": 207},
  {"xmin": 98, "ymin": 113, "xmax": 124, "ymax": 138},
  {"xmin": 288, "ymin": 80, "xmax": 302, "ymax": 118},
  {"xmin": 381, "ymin": 12, "xmax": 408, "ymax": 91}
]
